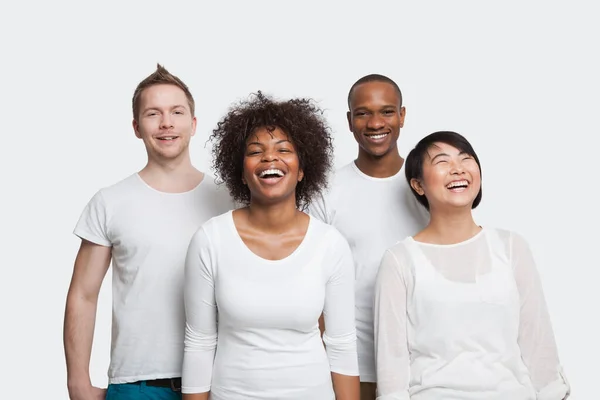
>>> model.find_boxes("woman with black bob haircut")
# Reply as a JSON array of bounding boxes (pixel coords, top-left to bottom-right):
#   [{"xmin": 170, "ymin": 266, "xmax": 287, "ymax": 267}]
[
  {"xmin": 181, "ymin": 92, "xmax": 360, "ymax": 400},
  {"xmin": 373, "ymin": 131, "xmax": 570, "ymax": 399}
]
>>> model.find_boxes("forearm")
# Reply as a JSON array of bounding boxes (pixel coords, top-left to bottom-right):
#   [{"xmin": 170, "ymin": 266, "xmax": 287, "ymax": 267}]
[
  {"xmin": 182, "ymin": 393, "xmax": 209, "ymax": 400},
  {"xmin": 332, "ymin": 372, "xmax": 360, "ymax": 400},
  {"xmin": 64, "ymin": 291, "xmax": 98, "ymax": 389}
]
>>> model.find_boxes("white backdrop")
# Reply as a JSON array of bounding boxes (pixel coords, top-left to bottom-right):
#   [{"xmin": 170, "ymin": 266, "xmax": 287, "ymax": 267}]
[{"xmin": 1, "ymin": 1, "xmax": 597, "ymax": 398}]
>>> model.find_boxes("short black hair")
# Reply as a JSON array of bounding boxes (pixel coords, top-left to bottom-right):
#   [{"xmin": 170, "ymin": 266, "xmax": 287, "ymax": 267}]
[
  {"xmin": 209, "ymin": 91, "xmax": 334, "ymax": 210},
  {"xmin": 405, "ymin": 131, "xmax": 483, "ymax": 210},
  {"xmin": 347, "ymin": 74, "xmax": 403, "ymax": 109}
]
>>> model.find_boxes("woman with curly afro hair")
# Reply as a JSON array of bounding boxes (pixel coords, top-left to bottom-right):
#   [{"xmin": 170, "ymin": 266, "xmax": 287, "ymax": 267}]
[{"xmin": 182, "ymin": 92, "xmax": 360, "ymax": 400}]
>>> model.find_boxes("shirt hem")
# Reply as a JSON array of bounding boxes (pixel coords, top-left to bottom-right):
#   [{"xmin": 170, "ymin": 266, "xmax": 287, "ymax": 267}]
[
  {"xmin": 108, "ymin": 372, "xmax": 182, "ymax": 384},
  {"xmin": 181, "ymin": 385, "xmax": 211, "ymax": 394},
  {"xmin": 73, "ymin": 229, "xmax": 112, "ymax": 247}
]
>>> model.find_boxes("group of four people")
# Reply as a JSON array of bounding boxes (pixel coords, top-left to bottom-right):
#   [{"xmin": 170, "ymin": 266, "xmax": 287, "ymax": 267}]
[{"xmin": 63, "ymin": 65, "xmax": 570, "ymax": 400}]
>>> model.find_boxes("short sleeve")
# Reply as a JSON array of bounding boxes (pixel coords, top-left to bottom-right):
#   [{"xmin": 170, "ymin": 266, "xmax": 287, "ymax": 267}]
[{"xmin": 73, "ymin": 191, "xmax": 111, "ymax": 247}]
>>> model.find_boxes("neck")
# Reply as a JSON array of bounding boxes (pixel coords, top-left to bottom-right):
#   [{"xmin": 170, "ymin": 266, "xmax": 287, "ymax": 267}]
[
  {"xmin": 422, "ymin": 206, "xmax": 480, "ymax": 244},
  {"xmin": 355, "ymin": 148, "xmax": 403, "ymax": 178},
  {"xmin": 138, "ymin": 152, "xmax": 202, "ymax": 193},
  {"xmin": 247, "ymin": 196, "xmax": 300, "ymax": 234}
]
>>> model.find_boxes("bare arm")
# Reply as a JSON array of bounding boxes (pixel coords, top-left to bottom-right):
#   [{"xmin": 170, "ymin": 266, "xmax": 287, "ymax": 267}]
[
  {"xmin": 332, "ymin": 372, "xmax": 360, "ymax": 400},
  {"xmin": 63, "ymin": 239, "xmax": 111, "ymax": 400},
  {"xmin": 182, "ymin": 393, "xmax": 208, "ymax": 400}
]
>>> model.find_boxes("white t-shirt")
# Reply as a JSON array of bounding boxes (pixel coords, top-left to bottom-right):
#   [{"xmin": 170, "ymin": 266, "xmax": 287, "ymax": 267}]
[
  {"xmin": 309, "ymin": 161, "xmax": 429, "ymax": 382},
  {"xmin": 181, "ymin": 211, "xmax": 359, "ymax": 399},
  {"xmin": 73, "ymin": 173, "xmax": 235, "ymax": 384},
  {"xmin": 374, "ymin": 228, "xmax": 570, "ymax": 400}
]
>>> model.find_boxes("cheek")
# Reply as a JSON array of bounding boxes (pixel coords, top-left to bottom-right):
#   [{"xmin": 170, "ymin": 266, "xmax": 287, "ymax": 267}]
[
  {"xmin": 242, "ymin": 158, "xmax": 254, "ymax": 178},
  {"xmin": 423, "ymin": 167, "xmax": 447, "ymax": 189},
  {"xmin": 352, "ymin": 119, "xmax": 366, "ymax": 132},
  {"xmin": 470, "ymin": 167, "xmax": 482, "ymax": 189}
]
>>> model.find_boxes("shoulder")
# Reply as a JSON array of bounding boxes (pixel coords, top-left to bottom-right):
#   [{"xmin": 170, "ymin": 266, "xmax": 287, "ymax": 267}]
[
  {"xmin": 309, "ymin": 217, "xmax": 347, "ymax": 245},
  {"xmin": 82, "ymin": 174, "xmax": 139, "ymax": 208},
  {"xmin": 309, "ymin": 163, "xmax": 357, "ymax": 212},
  {"xmin": 93, "ymin": 173, "xmax": 143, "ymax": 203},
  {"xmin": 383, "ymin": 238, "xmax": 415, "ymax": 265},
  {"xmin": 329, "ymin": 162, "xmax": 358, "ymax": 187},
  {"xmin": 197, "ymin": 174, "xmax": 232, "ymax": 199},
  {"xmin": 484, "ymin": 227, "xmax": 529, "ymax": 252}
]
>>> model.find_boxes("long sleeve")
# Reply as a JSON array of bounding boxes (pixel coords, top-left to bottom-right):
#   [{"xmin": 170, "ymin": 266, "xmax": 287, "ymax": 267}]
[
  {"xmin": 512, "ymin": 233, "xmax": 570, "ymax": 400},
  {"xmin": 373, "ymin": 249, "xmax": 411, "ymax": 400},
  {"xmin": 181, "ymin": 227, "xmax": 218, "ymax": 394},
  {"xmin": 322, "ymin": 232, "xmax": 359, "ymax": 376}
]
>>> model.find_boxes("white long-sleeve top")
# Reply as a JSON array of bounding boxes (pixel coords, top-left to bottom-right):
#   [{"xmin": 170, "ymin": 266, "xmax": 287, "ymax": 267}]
[
  {"xmin": 182, "ymin": 211, "xmax": 359, "ymax": 399},
  {"xmin": 374, "ymin": 228, "xmax": 570, "ymax": 400}
]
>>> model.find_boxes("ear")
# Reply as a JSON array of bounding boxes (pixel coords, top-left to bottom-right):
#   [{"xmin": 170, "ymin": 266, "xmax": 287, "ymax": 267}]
[
  {"xmin": 298, "ymin": 168, "xmax": 304, "ymax": 182},
  {"xmin": 410, "ymin": 178, "xmax": 425, "ymax": 196},
  {"xmin": 399, "ymin": 106, "xmax": 406, "ymax": 128},
  {"xmin": 190, "ymin": 116, "xmax": 197, "ymax": 137},
  {"xmin": 133, "ymin": 119, "xmax": 142, "ymax": 139},
  {"xmin": 242, "ymin": 174, "xmax": 247, "ymax": 185},
  {"xmin": 346, "ymin": 111, "xmax": 352, "ymax": 132}
]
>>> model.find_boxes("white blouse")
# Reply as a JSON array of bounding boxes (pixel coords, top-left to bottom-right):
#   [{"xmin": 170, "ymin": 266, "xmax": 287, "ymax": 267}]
[
  {"xmin": 374, "ymin": 228, "xmax": 570, "ymax": 400},
  {"xmin": 182, "ymin": 211, "xmax": 359, "ymax": 399}
]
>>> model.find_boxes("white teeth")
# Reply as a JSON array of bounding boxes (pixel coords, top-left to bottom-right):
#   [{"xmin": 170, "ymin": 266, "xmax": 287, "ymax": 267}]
[
  {"xmin": 158, "ymin": 136, "xmax": 177, "ymax": 140},
  {"xmin": 447, "ymin": 180, "xmax": 468, "ymax": 188},
  {"xmin": 259, "ymin": 169, "xmax": 284, "ymax": 178},
  {"xmin": 368, "ymin": 133, "xmax": 388, "ymax": 140}
]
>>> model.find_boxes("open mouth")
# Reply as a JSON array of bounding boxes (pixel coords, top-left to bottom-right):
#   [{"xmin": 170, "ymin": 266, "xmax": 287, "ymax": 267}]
[
  {"xmin": 157, "ymin": 136, "xmax": 179, "ymax": 141},
  {"xmin": 364, "ymin": 132, "xmax": 389, "ymax": 141},
  {"xmin": 258, "ymin": 168, "xmax": 285, "ymax": 181},
  {"xmin": 446, "ymin": 180, "xmax": 469, "ymax": 192}
]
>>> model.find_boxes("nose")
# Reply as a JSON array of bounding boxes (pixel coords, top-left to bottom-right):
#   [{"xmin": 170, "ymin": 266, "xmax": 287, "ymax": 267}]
[
  {"xmin": 160, "ymin": 114, "xmax": 174, "ymax": 129},
  {"xmin": 366, "ymin": 114, "xmax": 385, "ymax": 130},
  {"xmin": 261, "ymin": 149, "xmax": 279, "ymax": 162},
  {"xmin": 449, "ymin": 159, "xmax": 465, "ymax": 174}
]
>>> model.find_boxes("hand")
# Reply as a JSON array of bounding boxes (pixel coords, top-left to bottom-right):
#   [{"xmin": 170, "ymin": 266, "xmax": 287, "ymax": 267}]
[{"xmin": 68, "ymin": 384, "xmax": 107, "ymax": 400}]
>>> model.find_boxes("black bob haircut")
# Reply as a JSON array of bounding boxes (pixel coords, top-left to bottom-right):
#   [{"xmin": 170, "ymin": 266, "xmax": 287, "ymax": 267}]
[{"xmin": 405, "ymin": 131, "xmax": 483, "ymax": 210}]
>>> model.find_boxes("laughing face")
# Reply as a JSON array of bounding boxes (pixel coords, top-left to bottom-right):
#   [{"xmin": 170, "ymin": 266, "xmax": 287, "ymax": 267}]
[
  {"xmin": 410, "ymin": 142, "xmax": 482, "ymax": 211},
  {"xmin": 242, "ymin": 127, "xmax": 304, "ymax": 206},
  {"xmin": 133, "ymin": 83, "xmax": 196, "ymax": 162},
  {"xmin": 347, "ymin": 81, "xmax": 405, "ymax": 159}
]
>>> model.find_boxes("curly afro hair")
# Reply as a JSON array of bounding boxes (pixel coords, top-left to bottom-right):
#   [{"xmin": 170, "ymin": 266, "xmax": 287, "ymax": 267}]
[{"xmin": 210, "ymin": 91, "xmax": 334, "ymax": 209}]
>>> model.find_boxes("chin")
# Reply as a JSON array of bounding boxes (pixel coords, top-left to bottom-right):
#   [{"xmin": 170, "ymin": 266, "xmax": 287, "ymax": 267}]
[{"xmin": 252, "ymin": 191, "xmax": 295, "ymax": 205}]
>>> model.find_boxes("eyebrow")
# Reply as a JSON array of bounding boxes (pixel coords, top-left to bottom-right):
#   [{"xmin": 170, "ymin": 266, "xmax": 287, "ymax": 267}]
[
  {"xmin": 142, "ymin": 105, "xmax": 187, "ymax": 113},
  {"xmin": 430, "ymin": 150, "xmax": 470, "ymax": 162},
  {"xmin": 247, "ymin": 139, "xmax": 291, "ymax": 147},
  {"xmin": 352, "ymin": 104, "xmax": 397, "ymax": 113}
]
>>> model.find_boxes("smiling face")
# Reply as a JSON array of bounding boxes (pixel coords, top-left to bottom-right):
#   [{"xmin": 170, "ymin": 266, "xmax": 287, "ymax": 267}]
[
  {"xmin": 347, "ymin": 81, "xmax": 405, "ymax": 159},
  {"xmin": 242, "ymin": 126, "xmax": 304, "ymax": 206},
  {"xmin": 410, "ymin": 142, "xmax": 482, "ymax": 212},
  {"xmin": 132, "ymin": 83, "xmax": 196, "ymax": 162}
]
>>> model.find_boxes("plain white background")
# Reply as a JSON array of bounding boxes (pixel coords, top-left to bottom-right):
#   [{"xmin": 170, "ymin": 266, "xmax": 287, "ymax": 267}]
[{"xmin": 1, "ymin": 1, "xmax": 597, "ymax": 398}]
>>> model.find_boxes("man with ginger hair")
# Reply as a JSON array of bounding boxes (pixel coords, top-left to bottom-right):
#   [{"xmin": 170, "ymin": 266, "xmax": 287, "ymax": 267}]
[{"xmin": 63, "ymin": 64, "xmax": 235, "ymax": 400}]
